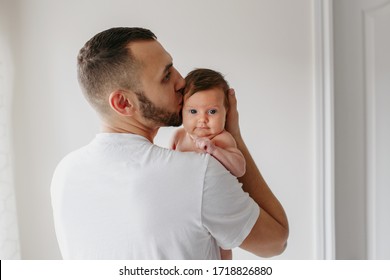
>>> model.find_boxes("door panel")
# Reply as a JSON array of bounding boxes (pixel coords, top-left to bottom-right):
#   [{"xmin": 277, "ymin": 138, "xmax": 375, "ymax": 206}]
[
  {"xmin": 333, "ymin": 0, "xmax": 390, "ymax": 259},
  {"xmin": 364, "ymin": 2, "xmax": 390, "ymax": 259}
]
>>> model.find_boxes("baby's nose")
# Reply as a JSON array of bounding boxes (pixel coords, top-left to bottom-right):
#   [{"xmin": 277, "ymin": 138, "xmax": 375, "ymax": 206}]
[{"xmin": 198, "ymin": 115, "xmax": 208, "ymax": 123}]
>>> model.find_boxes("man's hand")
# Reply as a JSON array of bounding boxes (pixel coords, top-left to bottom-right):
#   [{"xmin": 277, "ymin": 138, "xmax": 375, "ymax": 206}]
[{"xmin": 225, "ymin": 88, "xmax": 241, "ymax": 139}]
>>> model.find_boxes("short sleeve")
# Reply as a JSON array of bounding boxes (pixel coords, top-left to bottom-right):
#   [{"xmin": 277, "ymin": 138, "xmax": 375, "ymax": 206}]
[{"xmin": 201, "ymin": 157, "xmax": 260, "ymax": 249}]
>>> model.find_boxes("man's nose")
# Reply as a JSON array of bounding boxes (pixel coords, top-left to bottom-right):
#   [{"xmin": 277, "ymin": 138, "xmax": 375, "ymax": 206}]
[{"xmin": 175, "ymin": 72, "xmax": 185, "ymax": 94}]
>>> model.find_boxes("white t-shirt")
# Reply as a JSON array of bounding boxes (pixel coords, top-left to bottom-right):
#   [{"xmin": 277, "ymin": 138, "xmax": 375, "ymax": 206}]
[{"xmin": 51, "ymin": 133, "xmax": 259, "ymax": 259}]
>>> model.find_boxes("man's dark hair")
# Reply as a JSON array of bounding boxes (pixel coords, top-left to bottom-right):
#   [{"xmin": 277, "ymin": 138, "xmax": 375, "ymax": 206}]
[
  {"xmin": 77, "ymin": 27, "xmax": 156, "ymax": 114},
  {"xmin": 184, "ymin": 68, "xmax": 230, "ymax": 109}
]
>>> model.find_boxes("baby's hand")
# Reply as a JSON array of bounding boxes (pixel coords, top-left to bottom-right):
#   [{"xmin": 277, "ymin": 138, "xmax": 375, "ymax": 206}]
[{"xmin": 195, "ymin": 137, "xmax": 216, "ymax": 154}]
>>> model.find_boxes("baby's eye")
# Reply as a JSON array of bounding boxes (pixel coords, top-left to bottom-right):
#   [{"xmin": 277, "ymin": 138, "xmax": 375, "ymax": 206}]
[
  {"xmin": 190, "ymin": 109, "xmax": 197, "ymax": 114},
  {"xmin": 208, "ymin": 109, "xmax": 217, "ymax": 115}
]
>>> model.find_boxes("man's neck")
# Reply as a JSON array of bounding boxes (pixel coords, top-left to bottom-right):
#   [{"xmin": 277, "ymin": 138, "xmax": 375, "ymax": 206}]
[{"xmin": 100, "ymin": 122, "xmax": 159, "ymax": 143}]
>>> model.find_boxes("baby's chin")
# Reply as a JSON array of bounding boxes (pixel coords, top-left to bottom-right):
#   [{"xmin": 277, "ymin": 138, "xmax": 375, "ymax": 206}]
[{"xmin": 192, "ymin": 130, "xmax": 220, "ymax": 139}]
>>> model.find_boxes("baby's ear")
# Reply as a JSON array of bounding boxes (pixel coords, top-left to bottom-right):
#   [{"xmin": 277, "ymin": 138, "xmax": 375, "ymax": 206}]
[{"xmin": 108, "ymin": 90, "xmax": 136, "ymax": 116}]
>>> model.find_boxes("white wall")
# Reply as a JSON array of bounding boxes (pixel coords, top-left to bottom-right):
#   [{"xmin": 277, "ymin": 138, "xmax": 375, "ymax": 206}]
[
  {"xmin": 0, "ymin": 0, "xmax": 21, "ymax": 259},
  {"xmin": 7, "ymin": 0, "xmax": 316, "ymax": 259}
]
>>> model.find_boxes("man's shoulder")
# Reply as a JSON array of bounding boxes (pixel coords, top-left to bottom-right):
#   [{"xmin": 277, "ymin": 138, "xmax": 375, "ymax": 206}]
[
  {"xmin": 160, "ymin": 143, "xmax": 209, "ymax": 163},
  {"xmin": 53, "ymin": 145, "xmax": 89, "ymax": 174}
]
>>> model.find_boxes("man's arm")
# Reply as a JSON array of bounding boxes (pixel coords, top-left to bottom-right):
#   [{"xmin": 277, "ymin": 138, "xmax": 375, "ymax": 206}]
[{"xmin": 225, "ymin": 89, "xmax": 289, "ymax": 258}]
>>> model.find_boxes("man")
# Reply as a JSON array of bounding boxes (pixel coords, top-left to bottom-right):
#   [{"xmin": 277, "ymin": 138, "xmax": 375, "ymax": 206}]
[{"xmin": 51, "ymin": 27, "xmax": 288, "ymax": 259}]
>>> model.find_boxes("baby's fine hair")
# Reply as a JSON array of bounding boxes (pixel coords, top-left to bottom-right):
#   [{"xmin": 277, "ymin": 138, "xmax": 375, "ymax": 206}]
[{"xmin": 184, "ymin": 68, "xmax": 230, "ymax": 109}]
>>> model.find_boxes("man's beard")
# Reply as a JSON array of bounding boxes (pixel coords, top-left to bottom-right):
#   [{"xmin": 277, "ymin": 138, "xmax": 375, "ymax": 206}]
[{"xmin": 135, "ymin": 91, "xmax": 182, "ymax": 127}]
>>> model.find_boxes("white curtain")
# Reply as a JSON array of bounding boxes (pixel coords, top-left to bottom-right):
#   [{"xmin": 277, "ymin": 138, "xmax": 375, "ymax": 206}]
[{"xmin": 0, "ymin": 30, "xmax": 21, "ymax": 259}]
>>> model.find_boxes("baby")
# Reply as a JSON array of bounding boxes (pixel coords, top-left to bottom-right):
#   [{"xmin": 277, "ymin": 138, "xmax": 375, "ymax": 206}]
[{"xmin": 171, "ymin": 68, "xmax": 246, "ymax": 260}]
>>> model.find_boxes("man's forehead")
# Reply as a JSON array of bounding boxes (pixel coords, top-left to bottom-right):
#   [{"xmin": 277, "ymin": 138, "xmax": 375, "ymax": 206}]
[{"xmin": 129, "ymin": 40, "xmax": 172, "ymax": 64}]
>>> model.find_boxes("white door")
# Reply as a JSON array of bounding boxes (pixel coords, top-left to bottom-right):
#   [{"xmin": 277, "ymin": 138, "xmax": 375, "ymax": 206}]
[{"xmin": 333, "ymin": 0, "xmax": 390, "ymax": 259}]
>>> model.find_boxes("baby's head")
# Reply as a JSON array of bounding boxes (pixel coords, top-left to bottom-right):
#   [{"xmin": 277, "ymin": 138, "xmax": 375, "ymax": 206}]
[
  {"xmin": 183, "ymin": 68, "xmax": 230, "ymax": 110},
  {"xmin": 182, "ymin": 69, "xmax": 230, "ymax": 139}
]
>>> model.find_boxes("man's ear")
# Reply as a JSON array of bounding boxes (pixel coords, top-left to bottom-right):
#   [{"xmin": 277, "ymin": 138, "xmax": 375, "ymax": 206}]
[{"xmin": 108, "ymin": 90, "xmax": 136, "ymax": 116}]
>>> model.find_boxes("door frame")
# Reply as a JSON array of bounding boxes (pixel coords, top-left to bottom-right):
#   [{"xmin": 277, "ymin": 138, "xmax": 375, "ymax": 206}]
[{"xmin": 313, "ymin": 0, "xmax": 335, "ymax": 260}]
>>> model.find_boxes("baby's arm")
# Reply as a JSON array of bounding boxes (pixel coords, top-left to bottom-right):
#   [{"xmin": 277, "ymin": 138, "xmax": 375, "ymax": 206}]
[
  {"xmin": 196, "ymin": 131, "xmax": 246, "ymax": 177},
  {"xmin": 170, "ymin": 128, "xmax": 185, "ymax": 150}
]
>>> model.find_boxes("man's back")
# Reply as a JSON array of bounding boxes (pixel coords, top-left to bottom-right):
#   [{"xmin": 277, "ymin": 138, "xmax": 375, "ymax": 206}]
[{"xmin": 51, "ymin": 133, "xmax": 259, "ymax": 259}]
